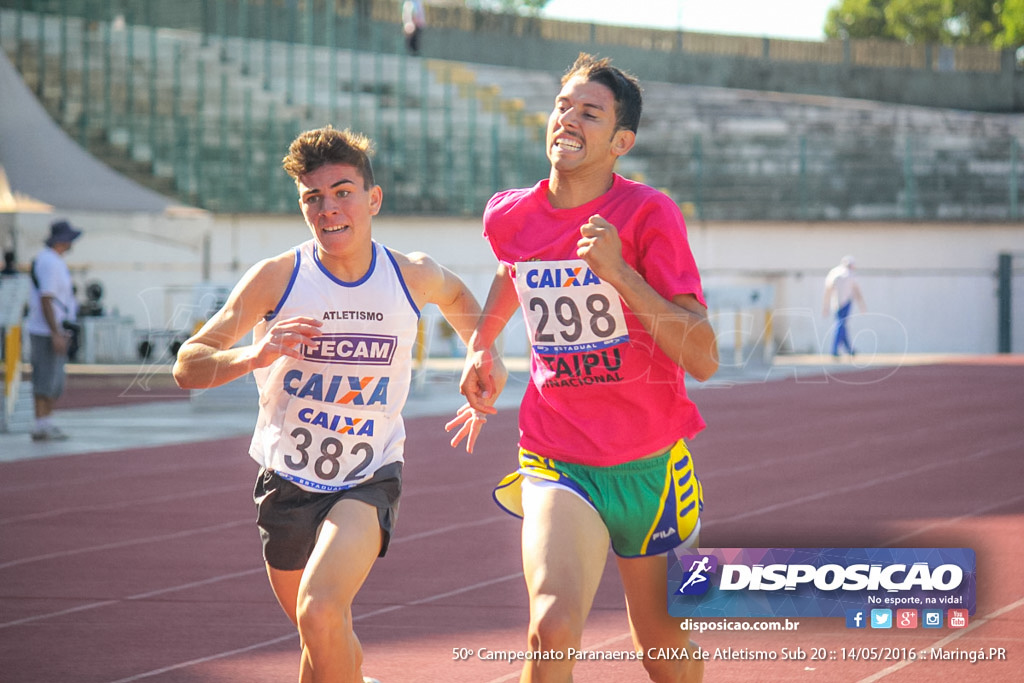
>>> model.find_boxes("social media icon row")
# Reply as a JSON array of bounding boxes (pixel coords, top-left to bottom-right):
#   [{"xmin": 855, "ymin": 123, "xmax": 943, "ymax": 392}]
[{"xmin": 846, "ymin": 608, "xmax": 968, "ymax": 629}]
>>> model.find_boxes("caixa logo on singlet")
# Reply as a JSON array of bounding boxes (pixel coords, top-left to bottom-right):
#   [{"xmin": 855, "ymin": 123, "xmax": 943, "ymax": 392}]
[{"xmin": 304, "ymin": 334, "xmax": 397, "ymax": 365}]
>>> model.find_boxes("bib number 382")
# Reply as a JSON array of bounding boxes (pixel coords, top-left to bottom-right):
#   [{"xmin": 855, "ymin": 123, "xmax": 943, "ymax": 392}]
[{"xmin": 284, "ymin": 427, "xmax": 375, "ymax": 483}]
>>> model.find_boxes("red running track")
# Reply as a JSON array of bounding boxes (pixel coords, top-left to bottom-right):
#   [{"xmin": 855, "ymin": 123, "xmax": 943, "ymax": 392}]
[{"xmin": 1, "ymin": 359, "xmax": 1022, "ymax": 682}]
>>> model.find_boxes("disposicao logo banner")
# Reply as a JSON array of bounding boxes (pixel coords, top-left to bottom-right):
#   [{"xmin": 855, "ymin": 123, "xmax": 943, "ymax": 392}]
[{"xmin": 667, "ymin": 548, "xmax": 975, "ymax": 618}]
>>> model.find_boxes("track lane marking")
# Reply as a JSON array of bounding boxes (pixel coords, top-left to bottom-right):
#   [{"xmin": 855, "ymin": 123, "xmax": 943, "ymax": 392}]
[{"xmin": 0, "ymin": 516, "xmax": 511, "ymax": 628}]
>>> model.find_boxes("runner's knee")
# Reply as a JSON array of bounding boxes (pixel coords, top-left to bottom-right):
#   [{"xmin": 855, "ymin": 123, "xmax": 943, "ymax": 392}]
[
  {"xmin": 528, "ymin": 598, "xmax": 584, "ymax": 652},
  {"xmin": 296, "ymin": 593, "xmax": 352, "ymax": 645}
]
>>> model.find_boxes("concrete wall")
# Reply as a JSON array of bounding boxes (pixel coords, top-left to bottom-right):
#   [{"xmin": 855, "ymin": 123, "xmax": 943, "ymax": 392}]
[
  {"xmin": 687, "ymin": 221, "xmax": 1024, "ymax": 359},
  {"xmin": 12, "ymin": 212, "xmax": 1023, "ymax": 361}
]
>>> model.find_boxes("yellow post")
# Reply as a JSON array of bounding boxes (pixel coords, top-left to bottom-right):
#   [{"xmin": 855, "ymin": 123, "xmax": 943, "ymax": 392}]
[
  {"xmin": 412, "ymin": 316, "xmax": 429, "ymax": 394},
  {"xmin": 3, "ymin": 323, "xmax": 22, "ymax": 426},
  {"xmin": 414, "ymin": 316, "xmax": 426, "ymax": 370}
]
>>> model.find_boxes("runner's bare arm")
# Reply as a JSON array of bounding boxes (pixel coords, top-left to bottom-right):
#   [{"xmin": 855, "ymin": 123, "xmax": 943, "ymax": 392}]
[
  {"xmin": 578, "ymin": 214, "xmax": 719, "ymax": 382},
  {"xmin": 398, "ymin": 251, "xmax": 511, "ymax": 404},
  {"xmin": 397, "ymin": 250, "xmax": 487, "ymax": 347},
  {"xmin": 397, "ymin": 251, "xmax": 507, "ymax": 452},
  {"xmin": 459, "ymin": 264, "xmax": 519, "ymax": 413},
  {"xmin": 447, "ymin": 264, "xmax": 520, "ymax": 452},
  {"xmin": 172, "ymin": 254, "xmax": 323, "ymax": 389}
]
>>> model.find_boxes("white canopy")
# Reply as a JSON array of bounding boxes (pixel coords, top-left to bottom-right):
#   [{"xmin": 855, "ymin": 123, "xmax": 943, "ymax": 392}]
[{"xmin": 0, "ymin": 50, "xmax": 195, "ymax": 215}]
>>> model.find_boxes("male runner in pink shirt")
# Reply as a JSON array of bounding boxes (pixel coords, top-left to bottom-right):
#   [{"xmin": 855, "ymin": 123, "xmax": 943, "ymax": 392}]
[{"xmin": 452, "ymin": 53, "xmax": 719, "ymax": 682}]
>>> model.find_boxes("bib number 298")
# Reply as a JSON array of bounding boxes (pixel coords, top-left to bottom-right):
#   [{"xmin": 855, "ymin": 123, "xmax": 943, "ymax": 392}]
[
  {"xmin": 529, "ymin": 293, "xmax": 617, "ymax": 343},
  {"xmin": 285, "ymin": 427, "xmax": 374, "ymax": 482}
]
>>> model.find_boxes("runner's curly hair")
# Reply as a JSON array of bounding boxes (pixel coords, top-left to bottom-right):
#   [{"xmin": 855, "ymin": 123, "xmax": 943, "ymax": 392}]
[{"xmin": 282, "ymin": 126, "xmax": 376, "ymax": 188}]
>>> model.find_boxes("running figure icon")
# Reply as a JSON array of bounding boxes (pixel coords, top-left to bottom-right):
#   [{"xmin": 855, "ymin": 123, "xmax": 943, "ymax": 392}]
[{"xmin": 679, "ymin": 556, "xmax": 712, "ymax": 593}]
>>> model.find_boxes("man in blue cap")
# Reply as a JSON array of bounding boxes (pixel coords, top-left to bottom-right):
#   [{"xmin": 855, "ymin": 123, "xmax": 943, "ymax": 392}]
[{"xmin": 27, "ymin": 219, "xmax": 82, "ymax": 441}]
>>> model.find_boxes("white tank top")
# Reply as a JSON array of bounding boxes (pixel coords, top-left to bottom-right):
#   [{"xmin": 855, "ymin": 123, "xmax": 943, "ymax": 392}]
[{"xmin": 249, "ymin": 240, "xmax": 419, "ymax": 492}]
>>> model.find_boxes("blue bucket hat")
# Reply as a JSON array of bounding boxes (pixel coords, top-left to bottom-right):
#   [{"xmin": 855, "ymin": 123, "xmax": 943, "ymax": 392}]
[{"xmin": 45, "ymin": 219, "xmax": 83, "ymax": 246}]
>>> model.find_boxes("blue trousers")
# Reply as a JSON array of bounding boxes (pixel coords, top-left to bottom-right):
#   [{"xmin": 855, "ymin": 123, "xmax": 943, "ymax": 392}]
[{"xmin": 832, "ymin": 301, "xmax": 854, "ymax": 356}]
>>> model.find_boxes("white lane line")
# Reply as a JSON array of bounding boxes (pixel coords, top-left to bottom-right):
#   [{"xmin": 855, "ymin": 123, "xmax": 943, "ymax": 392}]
[
  {"xmin": 0, "ymin": 484, "xmax": 240, "ymax": 525},
  {"xmin": 705, "ymin": 440, "xmax": 1019, "ymax": 527},
  {"xmin": 0, "ymin": 519, "xmax": 251, "ymax": 571},
  {"xmin": 0, "ymin": 568, "xmax": 265, "ymax": 629},
  {"xmin": 353, "ymin": 571, "xmax": 525, "ymax": 623},
  {"xmin": 100, "ymin": 572, "xmax": 526, "ymax": 683},
  {"xmin": 103, "ymin": 632, "xmax": 299, "ymax": 683},
  {"xmin": 0, "ymin": 517, "xmax": 511, "ymax": 628},
  {"xmin": 882, "ymin": 491, "xmax": 1024, "ymax": 546}
]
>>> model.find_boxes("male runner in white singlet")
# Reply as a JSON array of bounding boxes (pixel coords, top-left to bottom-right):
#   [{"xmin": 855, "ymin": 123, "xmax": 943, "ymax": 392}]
[{"xmin": 174, "ymin": 127, "xmax": 496, "ymax": 683}]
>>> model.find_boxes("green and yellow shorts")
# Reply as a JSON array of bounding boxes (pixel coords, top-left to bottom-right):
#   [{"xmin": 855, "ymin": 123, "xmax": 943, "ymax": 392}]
[{"xmin": 493, "ymin": 440, "xmax": 703, "ymax": 558}]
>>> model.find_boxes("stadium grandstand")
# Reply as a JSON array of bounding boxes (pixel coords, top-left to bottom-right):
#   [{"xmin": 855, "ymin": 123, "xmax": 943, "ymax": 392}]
[
  {"xmin": 1, "ymin": 0, "xmax": 1022, "ymax": 376},
  {"xmin": 2, "ymin": 0, "xmax": 1023, "ymax": 219}
]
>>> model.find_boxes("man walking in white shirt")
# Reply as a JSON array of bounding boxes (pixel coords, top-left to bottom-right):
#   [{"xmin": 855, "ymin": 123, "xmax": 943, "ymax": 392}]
[{"xmin": 823, "ymin": 255, "xmax": 866, "ymax": 357}]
